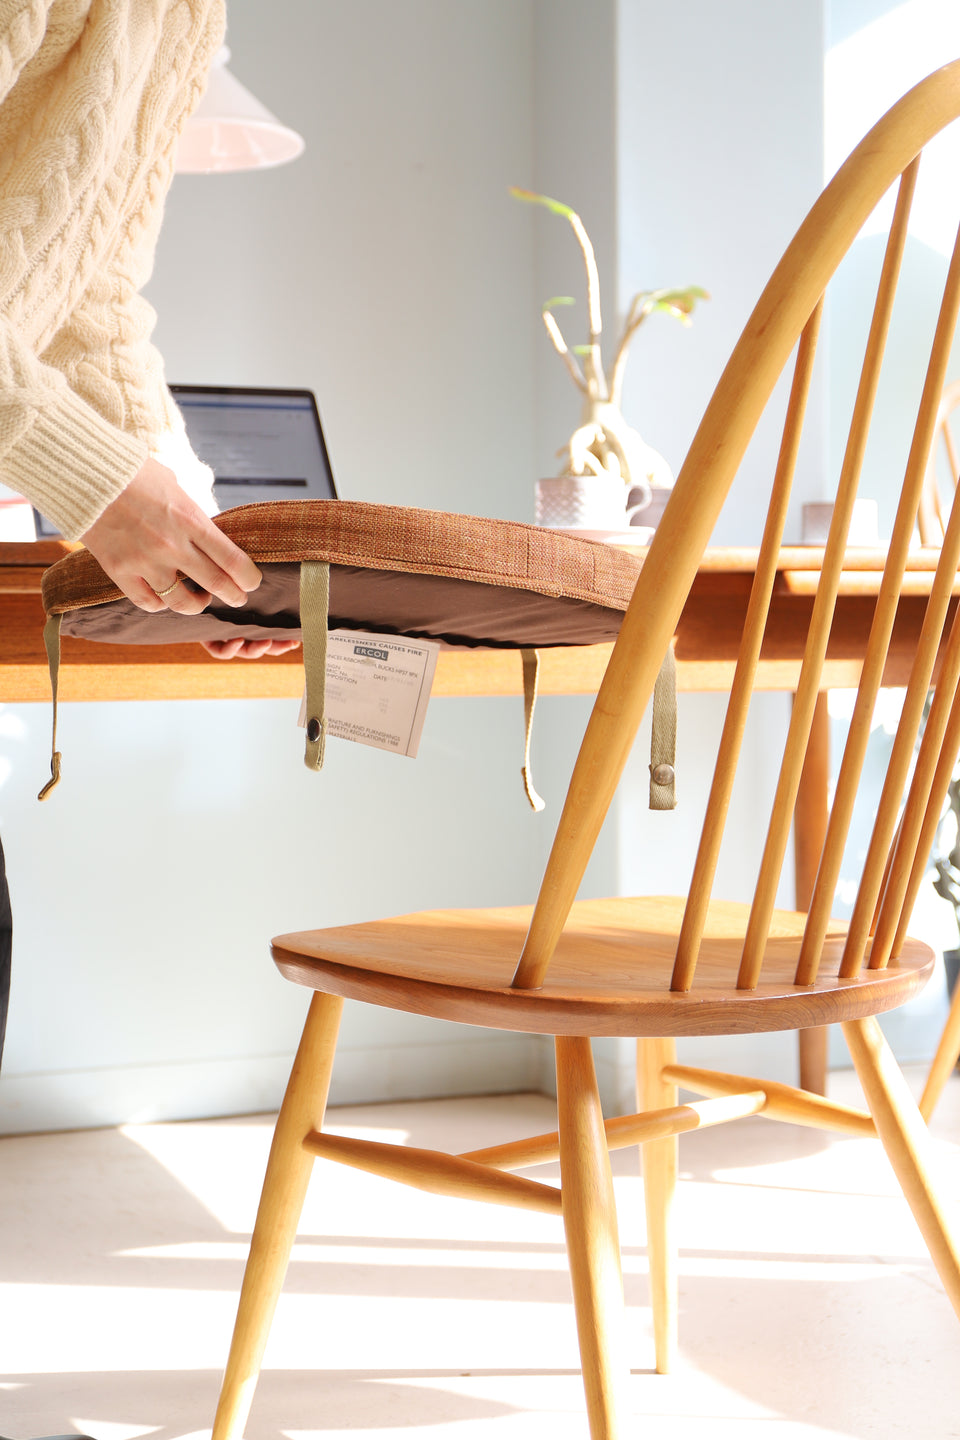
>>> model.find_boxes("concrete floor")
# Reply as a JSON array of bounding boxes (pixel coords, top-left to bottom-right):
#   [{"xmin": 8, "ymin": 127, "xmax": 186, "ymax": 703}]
[{"xmin": 1, "ymin": 1067, "xmax": 959, "ymax": 1440}]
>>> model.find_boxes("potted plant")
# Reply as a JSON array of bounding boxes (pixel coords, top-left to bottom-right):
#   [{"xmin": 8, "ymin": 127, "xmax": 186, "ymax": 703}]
[{"xmin": 512, "ymin": 187, "xmax": 707, "ymax": 526}]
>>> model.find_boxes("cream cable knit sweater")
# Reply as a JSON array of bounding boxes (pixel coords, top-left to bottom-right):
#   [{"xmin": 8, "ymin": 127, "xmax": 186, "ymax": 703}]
[{"xmin": 0, "ymin": 0, "xmax": 225, "ymax": 539}]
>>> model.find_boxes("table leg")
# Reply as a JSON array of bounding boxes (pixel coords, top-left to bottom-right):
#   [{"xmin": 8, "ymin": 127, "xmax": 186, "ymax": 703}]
[{"xmin": 795, "ymin": 691, "xmax": 831, "ymax": 1094}]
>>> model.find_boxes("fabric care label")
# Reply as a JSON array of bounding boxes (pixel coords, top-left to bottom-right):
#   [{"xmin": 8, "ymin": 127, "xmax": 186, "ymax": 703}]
[{"xmin": 299, "ymin": 629, "xmax": 440, "ymax": 758}]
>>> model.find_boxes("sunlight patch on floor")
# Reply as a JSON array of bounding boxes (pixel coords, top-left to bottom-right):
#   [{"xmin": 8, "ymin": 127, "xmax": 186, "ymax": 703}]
[{"xmin": 0, "ymin": 1076, "xmax": 957, "ymax": 1437}]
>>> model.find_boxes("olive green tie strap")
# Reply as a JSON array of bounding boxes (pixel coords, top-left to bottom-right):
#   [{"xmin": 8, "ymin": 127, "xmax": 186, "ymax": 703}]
[
  {"xmin": 521, "ymin": 645, "xmax": 675, "ymax": 813},
  {"xmin": 649, "ymin": 644, "xmax": 677, "ymax": 811},
  {"xmin": 521, "ymin": 648, "xmax": 545, "ymax": 812},
  {"xmin": 38, "ymin": 612, "xmax": 63, "ymax": 801},
  {"xmin": 300, "ymin": 560, "xmax": 330, "ymax": 771}
]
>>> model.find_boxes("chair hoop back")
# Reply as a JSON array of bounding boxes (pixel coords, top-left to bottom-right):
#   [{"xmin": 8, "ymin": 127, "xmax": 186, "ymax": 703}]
[{"xmin": 514, "ymin": 59, "xmax": 960, "ymax": 993}]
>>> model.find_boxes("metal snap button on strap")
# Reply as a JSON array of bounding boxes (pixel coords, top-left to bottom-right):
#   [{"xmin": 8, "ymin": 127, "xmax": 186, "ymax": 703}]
[{"xmin": 300, "ymin": 559, "xmax": 330, "ymax": 771}]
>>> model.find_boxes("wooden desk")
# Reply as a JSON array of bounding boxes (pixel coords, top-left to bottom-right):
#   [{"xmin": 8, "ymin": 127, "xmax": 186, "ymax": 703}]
[
  {"xmin": 2, "ymin": 541, "xmax": 953, "ymax": 1094},
  {"xmin": 0, "ymin": 542, "xmax": 949, "ymax": 701}
]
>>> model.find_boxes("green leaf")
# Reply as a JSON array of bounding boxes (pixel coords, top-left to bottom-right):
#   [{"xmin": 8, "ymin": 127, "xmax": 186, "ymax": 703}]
[
  {"xmin": 509, "ymin": 186, "xmax": 577, "ymax": 220},
  {"xmin": 656, "ymin": 286, "xmax": 709, "ymax": 309},
  {"xmin": 543, "ymin": 296, "xmax": 575, "ymax": 311},
  {"xmin": 626, "ymin": 285, "xmax": 710, "ymax": 327}
]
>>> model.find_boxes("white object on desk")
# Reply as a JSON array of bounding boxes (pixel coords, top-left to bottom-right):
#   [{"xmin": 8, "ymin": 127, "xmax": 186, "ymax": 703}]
[
  {"xmin": 535, "ymin": 473, "xmax": 648, "ymax": 531},
  {"xmin": 0, "ymin": 484, "xmax": 36, "ymax": 540},
  {"xmin": 558, "ymin": 527, "xmax": 654, "ymax": 545},
  {"xmin": 801, "ymin": 498, "xmax": 879, "ymax": 546}
]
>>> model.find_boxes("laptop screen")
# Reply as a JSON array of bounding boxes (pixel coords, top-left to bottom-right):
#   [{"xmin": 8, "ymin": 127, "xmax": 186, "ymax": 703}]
[{"xmin": 169, "ymin": 385, "xmax": 338, "ymax": 509}]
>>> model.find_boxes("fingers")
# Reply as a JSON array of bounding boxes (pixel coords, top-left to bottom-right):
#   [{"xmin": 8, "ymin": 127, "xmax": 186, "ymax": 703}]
[
  {"xmin": 122, "ymin": 575, "xmax": 168, "ymax": 613},
  {"xmin": 161, "ymin": 578, "xmax": 215, "ymax": 615},
  {"xmin": 201, "ymin": 638, "xmax": 244, "ymax": 659},
  {"xmin": 201, "ymin": 637, "xmax": 302, "ymax": 660},
  {"xmin": 79, "ymin": 457, "xmax": 263, "ymax": 614},
  {"xmin": 186, "ymin": 530, "xmax": 262, "ymax": 606},
  {"xmin": 120, "ymin": 573, "xmax": 213, "ymax": 614},
  {"xmin": 172, "ymin": 539, "xmax": 257, "ymax": 609}
]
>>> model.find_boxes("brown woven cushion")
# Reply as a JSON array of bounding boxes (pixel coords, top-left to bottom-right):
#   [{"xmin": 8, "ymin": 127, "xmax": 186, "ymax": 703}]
[{"xmin": 42, "ymin": 500, "xmax": 643, "ymax": 649}]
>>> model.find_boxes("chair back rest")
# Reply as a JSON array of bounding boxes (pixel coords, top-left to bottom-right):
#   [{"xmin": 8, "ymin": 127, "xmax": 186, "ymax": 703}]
[{"xmin": 513, "ymin": 60, "xmax": 960, "ymax": 994}]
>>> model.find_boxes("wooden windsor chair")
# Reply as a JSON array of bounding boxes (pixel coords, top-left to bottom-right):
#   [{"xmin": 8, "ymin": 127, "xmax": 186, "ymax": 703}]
[{"xmin": 211, "ymin": 64, "xmax": 960, "ymax": 1440}]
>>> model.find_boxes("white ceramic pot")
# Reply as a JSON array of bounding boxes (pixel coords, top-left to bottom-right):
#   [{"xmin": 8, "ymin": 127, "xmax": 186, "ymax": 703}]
[
  {"xmin": 626, "ymin": 484, "xmax": 673, "ymax": 530},
  {"xmin": 535, "ymin": 473, "xmax": 648, "ymax": 531}
]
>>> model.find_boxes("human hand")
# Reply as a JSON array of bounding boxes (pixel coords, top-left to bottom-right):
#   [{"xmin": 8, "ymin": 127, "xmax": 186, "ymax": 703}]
[
  {"xmin": 201, "ymin": 637, "xmax": 303, "ymax": 660},
  {"xmin": 79, "ymin": 456, "xmax": 262, "ymax": 613}
]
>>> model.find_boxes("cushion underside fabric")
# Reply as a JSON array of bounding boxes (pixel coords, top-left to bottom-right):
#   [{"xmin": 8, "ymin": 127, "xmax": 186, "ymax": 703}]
[{"xmin": 50, "ymin": 563, "xmax": 637, "ymax": 649}]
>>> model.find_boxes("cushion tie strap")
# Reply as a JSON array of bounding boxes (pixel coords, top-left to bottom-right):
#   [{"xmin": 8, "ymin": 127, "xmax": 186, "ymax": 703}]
[
  {"xmin": 38, "ymin": 612, "xmax": 63, "ymax": 801},
  {"xmin": 649, "ymin": 644, "xmax": 678, "ymax": 811},
  {"xmin": 300, "ymin": 560, "xmax": 330, "ymax": 771},
  {"xmin": 521, "ymin": 648, "xmax": 545, "ymax": 812}
]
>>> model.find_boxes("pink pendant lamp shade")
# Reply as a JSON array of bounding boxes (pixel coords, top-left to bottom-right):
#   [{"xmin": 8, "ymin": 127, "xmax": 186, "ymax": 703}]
[{"xmin": 175, "ymin": 47, "xmax": 305, "ymax": 174}]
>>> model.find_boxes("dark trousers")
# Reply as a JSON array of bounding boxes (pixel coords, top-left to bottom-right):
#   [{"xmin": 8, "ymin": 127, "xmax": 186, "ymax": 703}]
[{"xmin": 0, "ymin": 833, "xmax": 9, "ymax": 1066}]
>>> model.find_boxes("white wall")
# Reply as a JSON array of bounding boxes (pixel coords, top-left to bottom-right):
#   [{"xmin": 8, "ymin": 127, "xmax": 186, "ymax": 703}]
[
  {"xmin": 617, "ymin": 0, "xmax": 828, "ymax": 547},
  {"xmin": 529, "ymin": 0, "xmax": 618, "ymax": 484},
  {"xmin": 825, "ymin": 0, "xmax": 960, "ymax": 534},
  {"xmin": 152, "ymin": 0, "xmax": 539, "ymax": 523}
]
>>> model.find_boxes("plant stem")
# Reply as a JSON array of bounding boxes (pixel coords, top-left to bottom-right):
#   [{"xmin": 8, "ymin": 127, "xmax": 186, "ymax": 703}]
[
  {"xmin": 565, "ymin": 209, "xmax": 607, "ymax": 400},
  {"xmin": 542, "ymin": 311, "xmax": 587, "ymax": 393}
]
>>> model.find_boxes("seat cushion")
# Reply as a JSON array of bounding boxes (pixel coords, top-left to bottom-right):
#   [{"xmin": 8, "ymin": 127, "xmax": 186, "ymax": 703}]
[
  {"xmin": 270, "ymin": 895, "xmax": 935, "ymax": 1038},
  {"xmin": 41, "ymin": 499, "xmax": 644, "ymax": 650}
]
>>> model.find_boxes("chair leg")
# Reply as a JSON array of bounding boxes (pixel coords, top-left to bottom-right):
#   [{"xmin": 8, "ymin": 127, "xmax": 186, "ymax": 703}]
[
  {"xmin": 637, "ymin": 1037, "xmax": 678, "ymax": 1374},
  {"xmin": 556, "ymin": 1035, "xmax": 627, "ymax": 1440},
  {"xmin": 212, "ymin": 992, "xmax": 345, "ymax": 1440},
  {"xmin": 842, "ymin": 1015, "xmax": 960, "ymax": 1321},
  {"xmin": 920, "ymin": 973, "xmax": 960, "ymax": 1121}
]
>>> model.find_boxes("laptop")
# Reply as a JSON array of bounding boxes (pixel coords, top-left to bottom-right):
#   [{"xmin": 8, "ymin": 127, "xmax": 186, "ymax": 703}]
[
  {"xmin": 169, "ymin": 384, "xmax": 338, "ymax": 508},
  {"xmin": 33, "ymin": 384, "xmax": 338, "ymax": 537}
]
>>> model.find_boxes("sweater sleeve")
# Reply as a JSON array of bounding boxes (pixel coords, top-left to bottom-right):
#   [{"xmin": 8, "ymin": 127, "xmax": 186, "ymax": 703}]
[
  {"xmin": 0, "ymin": 318, "xmax": 148, "ymax": 538},
  {"xmin": 0, "ymin": 0, "xmax": 226, "ymax": 538},
  {"xmin": 0, "ymin": 1, "xmax": 150, "ymax": 536}
]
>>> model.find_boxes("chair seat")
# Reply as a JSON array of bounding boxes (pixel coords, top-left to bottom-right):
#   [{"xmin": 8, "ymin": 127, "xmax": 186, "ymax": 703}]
[{"xmin": 271, "ymin": 895, "xmax": 935, "ymax": 1037}]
